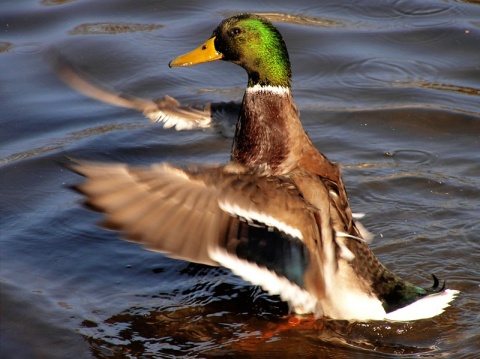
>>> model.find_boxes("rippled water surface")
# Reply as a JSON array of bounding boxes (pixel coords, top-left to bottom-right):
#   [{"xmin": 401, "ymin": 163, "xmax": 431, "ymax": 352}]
[{"xmin": 1, "ymin": 0, "xmax": 479, "ymax": 358}]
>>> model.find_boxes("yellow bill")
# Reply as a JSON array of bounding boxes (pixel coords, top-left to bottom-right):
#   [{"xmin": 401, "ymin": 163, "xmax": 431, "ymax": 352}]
[{"xmin": 169, "ymin": 37, "xmax": 223, "ymax": 67}]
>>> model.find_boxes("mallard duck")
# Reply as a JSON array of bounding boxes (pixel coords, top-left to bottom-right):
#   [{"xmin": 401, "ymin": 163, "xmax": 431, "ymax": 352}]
[{"xmin": 70, "ymin": 13, "xmax": 458, "ymax": 321}]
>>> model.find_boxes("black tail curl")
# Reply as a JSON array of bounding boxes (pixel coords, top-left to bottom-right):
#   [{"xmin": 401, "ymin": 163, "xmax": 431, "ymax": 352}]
[{"xmin": 429, "ymin": 274, "xmax": 446, "ymax": 294}]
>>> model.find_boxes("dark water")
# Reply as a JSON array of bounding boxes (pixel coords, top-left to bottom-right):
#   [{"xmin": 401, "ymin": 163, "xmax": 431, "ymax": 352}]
[{"xmin": 1, "ymin": 0, "xmax": 479, "ymax": 358}]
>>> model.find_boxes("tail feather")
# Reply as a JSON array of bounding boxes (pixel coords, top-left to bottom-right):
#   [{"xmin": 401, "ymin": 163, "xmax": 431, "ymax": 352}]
[
  {"xmin": 385, "ymin": 289, "xmax": 459, "ymax": 321},
  {"xmin": 429, "ymin": 273, "xmax": 446, "ymax": 293},
  {"xmin": 381, "ymin": 274, "xmax": 458, "ymax": 321}
]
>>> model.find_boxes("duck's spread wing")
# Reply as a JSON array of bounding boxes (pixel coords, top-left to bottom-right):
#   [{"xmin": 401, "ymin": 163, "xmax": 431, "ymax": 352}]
[
  {"xmin": 71, "ymin": 161, "xmax": 323, "ymax": 310},
  {"xmin": 55, "ymin": 57, "xmax": 239, "ymax": 135},
  {"xmin": 71, "ymin": 161, "xmax": 222, "ymax": 265}
]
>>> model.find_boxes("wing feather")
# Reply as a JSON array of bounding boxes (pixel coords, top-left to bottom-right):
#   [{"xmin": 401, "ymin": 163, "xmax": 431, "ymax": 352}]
[{"xmin": 71, "ymin": 161, "xmax": 326, "ymax": 302}]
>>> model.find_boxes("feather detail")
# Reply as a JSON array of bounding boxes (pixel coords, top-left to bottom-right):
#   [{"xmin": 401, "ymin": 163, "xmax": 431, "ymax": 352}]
[
  {"xmin": 209, "ymin": 246, "xmax": 318, "ymax": 313},
  {"xmin": 218, "ymin": 199, "xmax": 304, "ymax": 240},
  {"xmin": 385, "ymin": 289, "xmax": 460, "ymax": 321},
  {"xmin": 335, "ymin": 231, "xmax": 369, "ymax": 244},
  {"xmin": 54, "ymin": 56, "xmax": 240, "ymax": 132},
  {"xmin": 334, "ymin": 234, "xmax": 356, "ymax": 261},
  {"xmin": 246, "ymin": 84, "xmax": 290, "ymax": 96},
  {"xmin": 145, "ymin": 96, "xmax": 212, "ymax": 130}
]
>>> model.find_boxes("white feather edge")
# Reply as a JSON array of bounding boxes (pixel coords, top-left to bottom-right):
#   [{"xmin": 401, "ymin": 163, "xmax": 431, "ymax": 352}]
[
  {"xmin": 351, "ymin": 212, "xmax": 374, "ymax": 243},
  {"xmin": 218, "ymin": 199, "xmax": 304, "ymax": 240},
  {"xmin": 208, "ymin": 246, "xmax": 318, "ymax": 314},
  {"xmin": 352, "ymin": 212, "xmax": 366, "ymax": 219},
  {"xmin": 246, "ymin": 84, "xmax": 290, "ymax": 96},
  {"xmin": 149, "ymin": 112, "xmax": 212, "ymax": 131},
  {"xmin": 385, "ymin": 289, "xmax": 460, "ymax": 321},
  {"xmin": 334, "ymin": 234, "xmax": 356, "ymax": 261}
]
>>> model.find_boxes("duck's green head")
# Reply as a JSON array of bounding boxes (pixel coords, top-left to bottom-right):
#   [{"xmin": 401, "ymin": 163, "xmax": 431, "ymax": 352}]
[{"xmin": 169, "ymin": 14, "xmax": 291, "ymax": 88}]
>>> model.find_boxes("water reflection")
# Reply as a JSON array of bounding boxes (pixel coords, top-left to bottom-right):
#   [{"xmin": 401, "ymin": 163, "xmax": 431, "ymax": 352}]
[
  {"xmin": 336, "ymin": 57, "xmax": 439, "ymax": 88},
  {"xmin": 0, "ymin": 122, "xmax": 145, "ymax": 166},
  {"xmin": 40, "ymin": 0, "xmax": 79, "ymax": 6},
  {"xmin": 416, "ymin": 81, "xmax": 480, "ymax": 97},
  {"xmin": 79, "ymin": 283, "xmax": 452, "ymax": 357},
  {"xmin": 73, "ymin": 263, "xmax": 459, "ymax": 357},
  {"xmin": 260, "ymin": 12, "xmax": 336, "ymax": 28},
  {"xmin": 68, "ymin": 23, "xmax": 164, "ymax": 36},
  {"xmin": 383, "ymin": 149, "xmax": 438, "ymax": 165},
  {"xmin": 0, "ymin": 41, "xmax": 14, "ymax": 53}
]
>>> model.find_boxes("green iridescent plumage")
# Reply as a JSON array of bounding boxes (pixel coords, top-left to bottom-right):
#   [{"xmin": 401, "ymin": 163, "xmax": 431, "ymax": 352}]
[{"xmin": 213, "ymin": 14, "xmax": 292, "ymax": 87}]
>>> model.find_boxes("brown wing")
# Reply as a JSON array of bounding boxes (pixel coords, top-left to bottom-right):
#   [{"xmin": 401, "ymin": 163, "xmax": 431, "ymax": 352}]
[
  {"xmin": 71, "ymin": 161, "xmax": 320, "ymax": 267},
  {"xmin": 55, "ymin": 57, "xmax": 210, "ymax": 128},
  {"xmin": 71, "ymin": 161, "xmax": 223, "ymax": 265}
]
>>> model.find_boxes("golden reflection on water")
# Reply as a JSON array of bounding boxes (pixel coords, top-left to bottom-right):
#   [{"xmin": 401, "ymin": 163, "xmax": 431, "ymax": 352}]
[
  {"xmin": 0, "ymin": 41, "xmax": 14, "ymax": 53},
  {"xmin": 0, "ymin": 122, "xmax": 144, "ymax": 166},
  {"xmin": 415, "ymin": 80, "xmax": 480, "ymax": 97},
  {"xmin": 79, "ymin": 302, "xmax": 451, "ymax": 357},
  {"xmin": 259, "ymin": 12, "xmax": 336, "ymax": 28},
  {"xmin": 68, "ymin": 23, "xmax": 164, "ymax": 36},
  {"xmin": 40, "ymin": 0, "xmax": 79, "ymax": 6}
]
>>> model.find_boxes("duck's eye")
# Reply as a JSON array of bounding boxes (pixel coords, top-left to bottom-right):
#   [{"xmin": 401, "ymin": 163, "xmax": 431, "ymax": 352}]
[{"xmin": 230, "ymin": 27, "xmax": 242, "ymax": 36}]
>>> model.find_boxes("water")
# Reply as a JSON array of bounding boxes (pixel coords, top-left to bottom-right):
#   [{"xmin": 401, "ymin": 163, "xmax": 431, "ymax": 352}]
[{"xmin": 1, "ymin": 0, "xmax": 479, "ymax": 358}]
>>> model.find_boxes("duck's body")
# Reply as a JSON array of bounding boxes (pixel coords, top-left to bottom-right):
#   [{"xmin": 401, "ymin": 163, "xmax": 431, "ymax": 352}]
[{"xmin": 70, "ymin": 14, "xmax": 458, "ymax": 321}]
